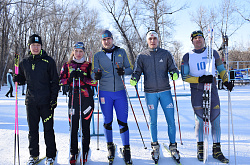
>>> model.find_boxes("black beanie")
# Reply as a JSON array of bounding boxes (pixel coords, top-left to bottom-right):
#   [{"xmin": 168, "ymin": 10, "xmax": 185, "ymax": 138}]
[{"xmin": 28, "ymin": 34, "xmax": 42, "ymax": 46}]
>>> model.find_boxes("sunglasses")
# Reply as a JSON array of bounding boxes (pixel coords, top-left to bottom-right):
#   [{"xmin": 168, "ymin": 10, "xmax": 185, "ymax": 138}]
[
  {"xmin": 74, "ymin": 43, "xmax": 85, "ymax": 50},
  {"xmin": 191, "ymin": 30, "xmax": 204, "ymax": 38}
]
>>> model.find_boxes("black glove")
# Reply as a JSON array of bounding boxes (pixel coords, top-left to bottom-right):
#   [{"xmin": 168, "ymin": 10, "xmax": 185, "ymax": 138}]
[
  {"xmin": 50, "ymin": 99, "xmax": 57, "ymax": 110},
  {"xmin": 13, "ymin": 74, "xmax": 25, "ymax": 85},
  {"xmin": 224, "ymin": 81, "xmax": 234, "ymax": 92},
  {"xmin": 69, "ymin": 70, "xmax": 77, "ymax": 82},
  {"xmin": 115, "ymin": 68, "xmax": 125, "ymax": 76},
  {"xmin": 199, "ymin": 75, "xmax": 213, "ymax": 83},
  {"xmin": 76, "ymin": 70, "xmax": 87, "ymax": 80},
  {"xmin": 94, "ymin": 71, "xmax": 102, "ymax": 80}
]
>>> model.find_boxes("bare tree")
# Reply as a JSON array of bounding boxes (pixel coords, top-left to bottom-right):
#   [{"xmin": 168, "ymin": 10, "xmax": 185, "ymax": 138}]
[
  {"xmin": 0, "ymin": 0, "xmax": 103, "ymax": 88},
  {"xmin": 141, "ymin": 0, "xmax": 187, "ymax": 48},
  {"xmin": 169, "ymin": 41, "xmax": 183, "ymax": 69}
]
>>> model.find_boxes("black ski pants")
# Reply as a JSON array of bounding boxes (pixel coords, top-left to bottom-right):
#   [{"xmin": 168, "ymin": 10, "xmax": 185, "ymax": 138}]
[
  {"xmin": 68, "ymin": 94, "xmax": 94, "ymax": 155},
  {"xmin": 26, "ymin": 103, "xmax": 57, "ymax": 158},
  {"xmin": 6, "ymin": 85, "xmax": 13, "ymax": 96}
]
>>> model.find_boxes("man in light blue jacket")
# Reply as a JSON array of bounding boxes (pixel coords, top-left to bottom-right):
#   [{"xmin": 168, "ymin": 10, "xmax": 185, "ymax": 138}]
[
  {"xmin": 130, "ymin": 30, "xmax": 180, "ymax": 163},
  {"xmin": 91, "ymin": 30, "xmax": 133, "ymax": 164},
  {"xmin": 5, "ymin": 69, "xmax": 15, "ymax": 97}
]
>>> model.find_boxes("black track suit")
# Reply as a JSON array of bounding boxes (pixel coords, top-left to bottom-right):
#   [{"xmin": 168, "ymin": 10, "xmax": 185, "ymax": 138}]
[{"xmin": 18, "ymin": 50, "xmax": 59, "ymax": 158}]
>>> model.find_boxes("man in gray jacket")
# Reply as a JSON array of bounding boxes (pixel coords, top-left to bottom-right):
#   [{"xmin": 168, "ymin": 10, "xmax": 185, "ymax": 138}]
[
  {"xmin": 130, "ymin": 30, "xmax": 180, "ymax": 163},
  {"xmin": 92, "ymin": 30, "xmax": 133, "ymax": 164}
]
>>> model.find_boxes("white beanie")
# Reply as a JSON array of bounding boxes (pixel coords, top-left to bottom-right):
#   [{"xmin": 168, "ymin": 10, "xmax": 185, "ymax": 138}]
[
  {"xmin": 8, "ymin": 69, "xmax": 13, "ymax": 73},
  {"xmin": 146, "ymin": 31, "xmax": 159, "ymax": 40}
]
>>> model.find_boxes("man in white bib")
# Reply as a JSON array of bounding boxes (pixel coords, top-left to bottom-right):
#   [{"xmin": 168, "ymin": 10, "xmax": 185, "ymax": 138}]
[{"xmin": 181, "ymin": 30, "xmax": 233, "ymax": 163}]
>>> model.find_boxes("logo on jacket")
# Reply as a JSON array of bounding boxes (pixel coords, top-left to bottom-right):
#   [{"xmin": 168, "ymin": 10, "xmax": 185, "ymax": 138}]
[
  {"xmin": 83, "ymin": 106, "xmax": 92, "ymax": 115},
  {"xmin": 213, "ymin": 105, "xmax": 220, "ymax": 109},
  {"xmin": 118, "ymin": 54, "xmax": 122, "ymax": 57},
  {"xmin": 159, "ymin": 59, "xmax": 163, "ymax": 62}
]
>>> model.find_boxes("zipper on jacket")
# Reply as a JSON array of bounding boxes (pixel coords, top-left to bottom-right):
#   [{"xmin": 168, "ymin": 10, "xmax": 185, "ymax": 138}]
[
  {"xmin": 153, "ymin": 51, "xmax": 159, "ymax": 92},
  {"xmin": 112, "ymin": 52, "xmax": 116, "ymax": 92}
]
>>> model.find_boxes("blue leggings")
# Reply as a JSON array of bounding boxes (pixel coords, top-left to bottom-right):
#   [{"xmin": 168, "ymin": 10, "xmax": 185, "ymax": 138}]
[
  {"xmin": 145, "ymin": 90, "xmax": 176, "ymax": 143},
  {"xmin": 99, "ymin": 90, "xmax": 129, "ymax": 146}
]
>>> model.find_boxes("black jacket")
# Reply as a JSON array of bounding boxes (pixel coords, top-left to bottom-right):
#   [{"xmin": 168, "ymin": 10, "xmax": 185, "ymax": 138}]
[{"xmin": 19, "ymin": 50, "xmax": 59, "ymax": 105}]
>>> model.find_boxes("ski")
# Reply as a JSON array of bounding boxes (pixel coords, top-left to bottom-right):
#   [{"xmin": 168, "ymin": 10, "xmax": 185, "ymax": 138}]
[
  {"xmin": 26, "ymin": 156, "xmax": 46, "ymax": 165},
  {"xmin": 163, "ymin": 143, "xmax": 181, "ymax": 165},
  {"xmin": 203, "ymin": 26, "xmax": 214, "ymax": 164},
  {"xmin": 14, "ymin": 53, "xmax": 20, "ymax": 165},
  {"xmin": 119, "ymin": 148, "xmax": 132, "ymax": 165},
  {"xmin": 35, "ymin": 156, "xmax": 46, "ymax": 165}
]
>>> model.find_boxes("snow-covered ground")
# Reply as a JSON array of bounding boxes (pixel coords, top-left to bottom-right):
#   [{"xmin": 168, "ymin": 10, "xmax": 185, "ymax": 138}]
[{"xmin": 0, "ymin": 77, "xmax": 249, "ymax": 165}]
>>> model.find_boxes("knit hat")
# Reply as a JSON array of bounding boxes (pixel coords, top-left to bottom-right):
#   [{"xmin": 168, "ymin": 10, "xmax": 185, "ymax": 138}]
[
  {"xmin": 8, "ymin": 69, "xmax": 13, "ymax": 73},
  {"xmin": 28, "ymin": 34, "xmax": 42, "ymax": 46},
  {"xmin": 191, "ymin": 30, "xmax": 204, "ymax": 41},
  {"xmin": 146, "ymin": 30, "xmax": 159, "ymax": 40},
  {"xmin": 74, "ymin": 42, "xmax": 85, "ymax": 51},
  {"xmin": 101, "ymin": 30, "xmax": 113, "ymax": 39}
]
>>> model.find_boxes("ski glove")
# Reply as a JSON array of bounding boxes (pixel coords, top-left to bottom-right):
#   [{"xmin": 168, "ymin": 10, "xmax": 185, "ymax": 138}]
[
  {"xmin": 76, "ymin": 70, "xmax": 87, "ymax": 80},
  {"xmin": 13, "ymin": 74, "xmax": 25, "ymax": 85},
  {"xmin": 69, "ymin": 70, "xmax": 77, "ymax": 82},
  {"xmin": 224, "ymin": 81, "xmax": 234, "ymax": 92},
  {"xmin": 130, "ymin": 77, "xmax": 137, "ymax": 86},
  {"xmin": 199, "ymin": 75, "xmax": 213, "ymax": 83},
  {"xmin": 50, "ymin": 99, "xmax": 57, "ymax": 110},
  {"xmin": 170, "ymin": 72, "xmax": 178, "ymax": 80},
  {"xmin": 94, "ymin": 71, "xmax": 102, "ymax": 80},
  {"xmin": 115, "ymin": 68, "xmax": 125, "ymax": 76}
]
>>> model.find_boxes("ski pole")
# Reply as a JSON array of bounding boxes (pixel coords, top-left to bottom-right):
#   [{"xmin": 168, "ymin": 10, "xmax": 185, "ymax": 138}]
[
  {"xmin": 173, "ymin": 80, "xmax": 183, "ymax": 145},
  {"xmin": 116, "ymin": 63, "xmax": 147, "ymax": 149},
  {"xmin": 78, "ymin": 71, "xmax": 84, "ymax": 165},
  {"xmin": 69, "ymin": 77, "xmax": 75, "ymax": 164},
  {"xmin": 225, "ymin": 38, "xmax": 237, "ymax": 164},
  {"xmin": 134, "ymin": 86, "xmax": 149, "ymax": 130},
  {"xmin": 228, "ymin": 91, "xmax": 237, "ymax": 165},
  {"xmin": 14, "ymin": 53, "xmax": 20, "ymax": 165},
  {"xmin": 97, "ymin": 80, "xmax": 100, "ymax": 150}
]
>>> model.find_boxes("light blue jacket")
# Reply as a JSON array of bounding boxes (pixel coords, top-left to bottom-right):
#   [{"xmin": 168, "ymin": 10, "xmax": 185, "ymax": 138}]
[{"xmin": 7, "ymin": 72, "xmax": 14, "ymax": 87}]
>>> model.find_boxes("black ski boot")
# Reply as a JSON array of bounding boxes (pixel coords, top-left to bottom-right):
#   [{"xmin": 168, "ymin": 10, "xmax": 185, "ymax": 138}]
[
  {"xmin": 197, "ymin": 142, "xmax": 204, "ymax": 161},
  {"xmin": 70, "ymin": 154, "xmax": 77, "ymax": 165},
  {"xmin": 169, "ymin": 142, "xmax": 180, "ymax": 162},
  {"xmin": 151, "ymin": 142, "xmax": 160, "ymax": 164},
  {"xmin": 107, "ymin": 142, "xmax": 115, "ymax": 161},
  {"xmin": 123, "ymin": 145, "xmax": 132, "ymax": 165},
  {"xmin": 212, "ymin": 143, "xmax": 229, "ymax": 164}
]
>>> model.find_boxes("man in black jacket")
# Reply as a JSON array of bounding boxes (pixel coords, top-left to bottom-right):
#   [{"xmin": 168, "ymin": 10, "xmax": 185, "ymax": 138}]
[{"xmin": 14, "ymin": 34, "xmax": 59, "ymax": 164}]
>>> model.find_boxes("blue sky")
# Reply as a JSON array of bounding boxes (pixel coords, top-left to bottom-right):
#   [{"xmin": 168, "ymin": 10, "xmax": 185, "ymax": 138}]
[{"xmin": 88, "ymin": 0, "xmax": 250, "ymax": 54}]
